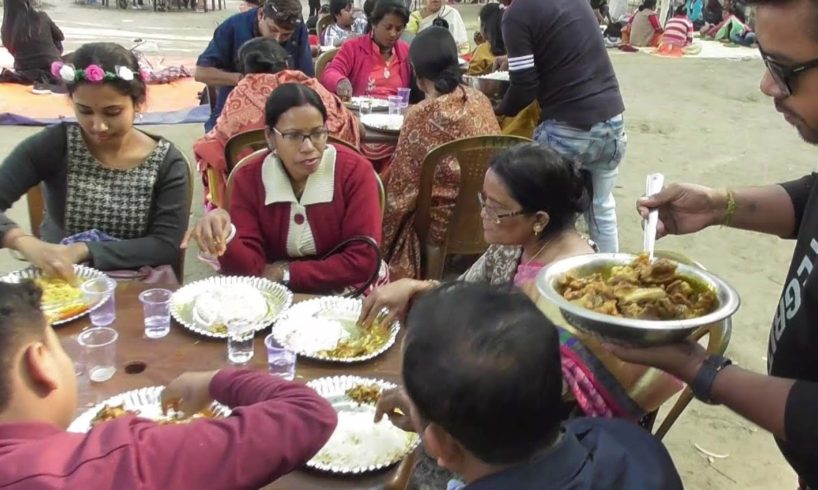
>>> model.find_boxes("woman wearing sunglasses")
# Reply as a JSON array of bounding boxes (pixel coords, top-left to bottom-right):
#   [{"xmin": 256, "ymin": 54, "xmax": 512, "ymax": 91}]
[{"xmin": 186, "ymin": 84, "xmax": 382, "ymax": 294}]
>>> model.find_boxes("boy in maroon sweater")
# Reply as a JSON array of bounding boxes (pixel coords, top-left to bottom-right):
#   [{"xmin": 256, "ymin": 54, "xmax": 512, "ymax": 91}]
[{"xmin": 0, "ymin": 281, "xmax": 337, "ymax": 489}]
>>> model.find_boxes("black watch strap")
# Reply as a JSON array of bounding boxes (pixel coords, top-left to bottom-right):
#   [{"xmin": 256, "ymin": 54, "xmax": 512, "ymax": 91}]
[{"xmin": 692, "ymin": 354, "xmax": 732, "ymax": 405}]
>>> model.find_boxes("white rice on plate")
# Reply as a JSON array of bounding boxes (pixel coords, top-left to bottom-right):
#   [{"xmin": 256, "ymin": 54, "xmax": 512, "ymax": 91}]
[
  {"xmin": 480, "ymin": 70, "xmax": 509, "ymax": 81},
  {"xmin": 311, "ymin": 410, "xmax": 416, "ymax": 468},
  {"xmin": 193, "ymin": 285, "xmax": 268, "ymax": 327}
]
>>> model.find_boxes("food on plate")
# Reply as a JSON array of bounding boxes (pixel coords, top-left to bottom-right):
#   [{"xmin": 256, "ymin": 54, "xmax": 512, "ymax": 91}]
[
  {"xmin": 317, "ymin": 319, "xmax": 391, "ymax": 359},
  {"xmin": 557, "ymin": 253, "xmax": 718, "ymax": 320},
  {"xmin": 479, "ymin": 70, "xmax": 509, "ymax": 81},
  {"xmin": 345, "ymin": 383, "xmax": 382, "ymax": 405},
  {"xmin": 34, "ymin": 277, "xmax": 90, "ymax": 323},
  {"xmin": 310, "ymin": 410, "xmax": 417, "ymax": 468},
  {"xmin": 281, "ymin": 311, "xmax": 393, "ymax": 359},
  {"xmin": 348, "ymin": 96, "xmax": 389, "ymax": 108},
  {"xmin": 90, "ymin": 403, "xmax": 222, "ymax": 427},
  {"xmin": 193, "ymin": 285, "xmax": 269, "ymax": 333}
]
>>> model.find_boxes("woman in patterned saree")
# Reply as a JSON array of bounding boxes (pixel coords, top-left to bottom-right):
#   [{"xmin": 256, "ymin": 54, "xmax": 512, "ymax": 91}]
[
  {"xmin": 194, "ymin": 37, "xmax": 360, "ymax": 209},
  {"xmin": 0, "ymin": 42, "xmax": 190, "ymax": 281},
  {"xmin": 365, "ymin": 143, "xmax": 682, "ymax": 422},
  {"xmin": 381, "ymin": 27, "xmax": 500, "ymax": 280}
]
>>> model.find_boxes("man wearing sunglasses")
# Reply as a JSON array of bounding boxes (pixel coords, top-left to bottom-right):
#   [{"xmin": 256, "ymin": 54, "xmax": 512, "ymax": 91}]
[
  {"xmin": 196, "ymin": 0, "xmax": 313, "ymax": 131},
  {"xmin": 609, "ymin": 0, "xmax": 818, "ymax": 488}
]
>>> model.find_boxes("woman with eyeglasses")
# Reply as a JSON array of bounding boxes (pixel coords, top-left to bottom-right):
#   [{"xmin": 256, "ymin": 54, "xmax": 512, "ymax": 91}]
[
  {"xmin": 194, "ymin": 38, "xmax": 360, "ymax": 210},
  {"xmin": 381, "ymin": 27, "xmax": 500, "ymax": 281},
  {"xmin": 364, "ymin": 143, "xmax": 682, "ymax": 423},
  {"xmin": 186, "ymin": 84, "xmax": 382, "ymax": 294}
]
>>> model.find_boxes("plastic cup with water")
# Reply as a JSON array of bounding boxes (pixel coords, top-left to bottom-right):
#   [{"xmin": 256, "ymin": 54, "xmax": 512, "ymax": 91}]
[
  {"xmin": 264, "ymin": 333, "xmax": 296, "ymax": 381},
  {"xmin": 397, "ymin": 87, "xmax": 410, "ymax": 109},
  {"xmin": 78, "ymin": 326, "xmax": 118, "ymax": 383},
  {"xmin": 227, "ymin": 318, "xmax": 255, "ymax": 364},
  {"xmin": 81, "ymin": 277, "xmax": 116, "ymax": 327},
  {"xmin": 359, "ymin": 97, "xmax": 372, "ymax": 116},
  {"xmin": 388, "ymin": 95, "xmax": 402, "ymax": 116},
  {"xmin": 139, "ymin": 288, "xmax": 172, "ymax": 339}
]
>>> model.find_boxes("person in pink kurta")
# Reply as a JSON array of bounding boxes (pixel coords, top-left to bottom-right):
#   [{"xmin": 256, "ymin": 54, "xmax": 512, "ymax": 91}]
[
  {"xmin": 0, "ymin": 281, "xmax": 336, "ymax": 489},
  {"xmin": 382, "ymin": 27, "xmax": 501, "ymax": 280},
  {"xmin": 319, "ymin": 0, "xmax": 411, "ymax": 99}
]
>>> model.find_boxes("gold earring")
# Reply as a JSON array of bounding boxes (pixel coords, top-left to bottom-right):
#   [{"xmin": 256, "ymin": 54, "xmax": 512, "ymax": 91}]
[{"xmin": 533, "ymin": 224, "xmax": 544, "ymax": 236}]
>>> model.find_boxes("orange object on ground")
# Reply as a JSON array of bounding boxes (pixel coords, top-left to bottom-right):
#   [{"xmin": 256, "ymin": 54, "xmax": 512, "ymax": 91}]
[{"xmin": 0, "ymin": 79, "xmax": 204, "ymax": 120}]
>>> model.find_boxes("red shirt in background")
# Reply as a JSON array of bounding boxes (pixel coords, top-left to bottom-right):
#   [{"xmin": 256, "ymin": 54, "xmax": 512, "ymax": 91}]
[{"xmin": 0, "ymin": 369, "xmax": 337, "ymax": 490}]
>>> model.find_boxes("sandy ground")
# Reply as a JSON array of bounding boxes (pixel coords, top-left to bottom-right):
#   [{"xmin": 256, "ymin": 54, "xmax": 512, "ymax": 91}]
[{"xmin": 0, "ymin": 2, "xmax": 815, "ymax": 488}]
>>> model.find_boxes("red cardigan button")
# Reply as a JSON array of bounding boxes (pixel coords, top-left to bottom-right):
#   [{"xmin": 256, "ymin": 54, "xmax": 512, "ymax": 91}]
[{"xmin": 294, "ymin": 213, "xmax": 305, "ymax": 225}]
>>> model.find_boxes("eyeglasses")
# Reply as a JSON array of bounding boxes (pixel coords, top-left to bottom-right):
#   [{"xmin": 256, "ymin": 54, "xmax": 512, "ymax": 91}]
[
  {"xmin": 477, "ymin": 192, "xmax": 525, "ymax": 223},
  {"xmin": 273, "ymin": 127, "xmax": 329, "ymax": 146},
  {"xmin": 760, "ymin": 47, "xmax": 818, "ymax": 96},
  {"xmin": 265, "ymin": 3, "xmax": 301, "ymax": 27}
]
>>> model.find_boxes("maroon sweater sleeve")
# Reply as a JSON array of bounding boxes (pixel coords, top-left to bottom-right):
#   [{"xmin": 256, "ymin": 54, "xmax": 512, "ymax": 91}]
[
  {"xmin": 130, "ymin": 369, "xmax": 337, "ymax": 489},
  {"xmin": 220, "ymin": 160, "xmax": 268, "ymax": 276},
  {"xmin": 289, "ymin": 151, "xmax": 382, "ymax": 291}
]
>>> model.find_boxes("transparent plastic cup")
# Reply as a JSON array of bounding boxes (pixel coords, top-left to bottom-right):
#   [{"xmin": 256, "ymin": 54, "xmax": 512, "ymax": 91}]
[
  {"xmin": 227, "ymin": 318, "xmax": 255, "ymax": 364},
  {"xmin": 139, "ymin": 288, "xmax": 172, "ymax": 339},
  {"xmin": 264, "ymin": 333, "xmax": 296, "ymax": 381},
  {"xmin": 81, "ymin": 277, "xmax": 116, "ymax": 327},
  {"xmin": 78, "ymin": 327, "xmax": 118, "ymax": 383}
]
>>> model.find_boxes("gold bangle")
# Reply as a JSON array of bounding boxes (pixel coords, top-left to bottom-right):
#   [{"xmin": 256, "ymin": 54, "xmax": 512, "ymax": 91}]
[{"xmin": 722, "ymin": 189, "xmax": 737, "ymax": 226}]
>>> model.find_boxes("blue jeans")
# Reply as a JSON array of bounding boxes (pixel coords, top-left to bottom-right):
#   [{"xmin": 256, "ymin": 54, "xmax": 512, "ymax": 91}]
[
  {"xmin": 534, "ymin": 114, "xmax": 627, "ymax": 253},
  {"xmin": 730, "ymin": 31, "xmax": 757, "ymax": 46}
]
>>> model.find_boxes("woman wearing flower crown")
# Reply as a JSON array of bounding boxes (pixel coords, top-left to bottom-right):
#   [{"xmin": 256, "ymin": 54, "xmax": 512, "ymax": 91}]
[{"xmin": 0, "ymin": 42, "xmax": 191, "ymax": 282}]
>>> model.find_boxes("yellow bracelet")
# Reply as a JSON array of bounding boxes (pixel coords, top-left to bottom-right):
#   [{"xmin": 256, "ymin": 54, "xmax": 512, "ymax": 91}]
[{"xmin": 722, "ymin": 189, "xmax": 737, "ymax": 226}]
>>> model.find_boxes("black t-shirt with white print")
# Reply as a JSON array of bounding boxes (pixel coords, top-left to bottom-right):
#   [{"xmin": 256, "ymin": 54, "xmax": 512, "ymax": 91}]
[{"xmin": 770, "ymin": 173, "xmax": 818, "ymax": 487}]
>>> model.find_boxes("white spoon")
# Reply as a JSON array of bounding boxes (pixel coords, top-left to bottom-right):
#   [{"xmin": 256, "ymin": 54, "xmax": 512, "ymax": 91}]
[{"xmin": 643, "ymin": 173, "xmax": 665, "ymax": 262}]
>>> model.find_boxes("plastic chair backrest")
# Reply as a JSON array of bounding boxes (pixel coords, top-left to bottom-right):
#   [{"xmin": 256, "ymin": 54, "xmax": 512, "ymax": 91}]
[
  {"xmin": 315, "ymin": 47, "xmax": 339, "ymax": 81},
  {"xmin": 224, "ymin": 128, "xmax": 267, "ymax": 174},
  {"xmin": 225, "ymin": 148, "xmax": 269, "ymax": 211},
  {"xmin": 316, "ymin": 15, "xmax": 334, "ymax": 42},
  {"xmin": 414, "ymin": 134, "xmax": 532, "ymax": 279},
  {"xmin": 26, "ymin": 185, "xmax": 45, "ymax": 239}
]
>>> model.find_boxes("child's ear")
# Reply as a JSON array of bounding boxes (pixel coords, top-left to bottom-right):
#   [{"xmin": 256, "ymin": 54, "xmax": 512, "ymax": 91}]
[{"xmin": 425, "ymin": 423, "xmax": 467, "ymax": 472}]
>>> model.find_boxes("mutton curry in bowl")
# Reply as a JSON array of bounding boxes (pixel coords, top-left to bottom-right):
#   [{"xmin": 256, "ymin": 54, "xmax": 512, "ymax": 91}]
[{"xmin": 536, "ymin": 253, "xmax": 740, "ymax": 345}]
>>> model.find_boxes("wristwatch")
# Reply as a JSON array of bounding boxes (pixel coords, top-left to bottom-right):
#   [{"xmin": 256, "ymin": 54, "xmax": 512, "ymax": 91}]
[
  {"xmin": 280, "ymin": 262, "xmax": 290, "ymax": 286},
  {"xmin": 691, "ymin": 354, "xmax": 732, "ymax": 405}
]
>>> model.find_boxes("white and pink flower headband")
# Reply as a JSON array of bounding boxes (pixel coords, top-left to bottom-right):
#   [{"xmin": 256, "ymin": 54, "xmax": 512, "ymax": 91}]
[{"xmin": 50, "ymin": 61, "xmax": 150, "ymax": 84}]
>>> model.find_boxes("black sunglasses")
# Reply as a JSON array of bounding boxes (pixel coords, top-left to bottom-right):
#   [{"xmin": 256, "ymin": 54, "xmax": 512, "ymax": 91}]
[
  {"xmin": 760, "ymin": 48, "xmax": 818, "ymax": 96},
  {"xmin": 265, "ymin": 3, "xmax": 301, "ymax": 26}
]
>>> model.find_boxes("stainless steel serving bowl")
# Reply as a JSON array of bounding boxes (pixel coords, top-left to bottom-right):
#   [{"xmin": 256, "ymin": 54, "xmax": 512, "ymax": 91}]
[
  {"xmin": 536, "ymin": 253, "xmax": 741, "ymax": 346},
  {"xmin": 463, "ymin": 75, "xmax": 509, "ymax": 99}
]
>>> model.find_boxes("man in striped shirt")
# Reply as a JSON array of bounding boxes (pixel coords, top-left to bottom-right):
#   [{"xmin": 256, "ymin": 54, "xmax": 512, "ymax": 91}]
[{"xmin": 495, "ymin": 0, "xmax": 626, "ymax": 253}]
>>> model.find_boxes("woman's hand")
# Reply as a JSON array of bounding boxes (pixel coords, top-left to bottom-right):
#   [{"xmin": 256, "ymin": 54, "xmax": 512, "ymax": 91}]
[
  {"xmin": 264, "ymin": 261, "xmax": 287, "ymax": 283},
  {"xmin": 492, "ymin": 55, "xmax": 509, "ymax": 71},
  {"xmin": 374, "ymin": 387, "xmax": 416, "ymax": 432},
  {"xmin": 161, "ymin": 370, "xmax": 219, "ymax": 416},
  {"xmin": 183, "ymin": 208, "xmax": 232, "ymax": 257},
  {"xmin": 14, "ymin": 235, "xmax": 83, "ymax": 282},
  {"xmin": 358, "ymin": 279, "xmax": 433, "ymax": 328},
  {"xmin": 636, "ymin": 183, "xmax": 726, "ymax": 238},
  {"xmin": 336, "ymin": 79, "xmax": 353, "ymax": 100}
]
